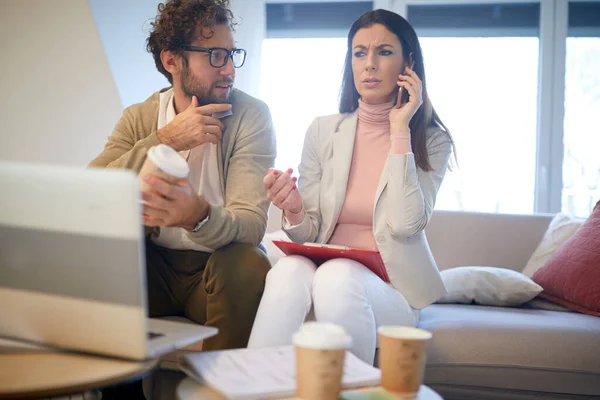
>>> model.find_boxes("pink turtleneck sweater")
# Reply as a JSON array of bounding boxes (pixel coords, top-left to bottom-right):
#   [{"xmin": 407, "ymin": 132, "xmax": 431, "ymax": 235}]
[{"xmin": 327, "ymin": 99, "xmax": 411, "ymax": 250}]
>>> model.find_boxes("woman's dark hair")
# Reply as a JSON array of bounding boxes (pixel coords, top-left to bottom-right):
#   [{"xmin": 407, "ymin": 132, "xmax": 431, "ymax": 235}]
[
  {"xmin": 146, "ymin": 0, "xmax": 235, "ymax": 84},
  {"xmin": 339, "ymin": 9, "xmax": 454, "ymax": 171}
]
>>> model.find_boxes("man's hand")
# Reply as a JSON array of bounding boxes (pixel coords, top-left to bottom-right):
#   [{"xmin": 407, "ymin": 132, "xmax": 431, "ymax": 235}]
[
  {"xmin": 141, "ymin": 174, "xmax": 209, "ymax": 231},
  {"xmin": 156, "ymin": 96, "xmax": 232, "ymax": 151}
]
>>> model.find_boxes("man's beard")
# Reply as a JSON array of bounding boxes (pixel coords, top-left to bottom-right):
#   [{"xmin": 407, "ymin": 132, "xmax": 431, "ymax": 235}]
[{"xmin": 180, "ymin": 63, "xmax": 233, "ymax": 106}]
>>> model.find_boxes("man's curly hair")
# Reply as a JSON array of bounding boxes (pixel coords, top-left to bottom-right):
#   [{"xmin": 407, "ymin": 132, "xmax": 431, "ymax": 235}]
[{"xmin": 146, "ymin": 0, "xmax": 235, "ymax": 84}]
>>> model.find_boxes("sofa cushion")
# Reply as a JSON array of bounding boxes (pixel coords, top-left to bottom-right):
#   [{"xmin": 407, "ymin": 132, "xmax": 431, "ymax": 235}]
[
  {"xmin": 436, "ymin": 266, "xmax": 542, "ymax": 307},
  {"xmin": 425, "ymin": 211, "xmax": 552, "ymax": 272},
  {"xmin": 533, "ymin": 201, "xmax": 600, "ymax": 316},
  {"xmin": 522, "ymin": 297, "xmax": 576, "ymax": 313},
  {"xmin": 418, "ymin": 304, "xmax": 600, "ymax": 398},
  {"xmin": 522, "ymin": 213, "xmax": 586, "ymax": 277}
]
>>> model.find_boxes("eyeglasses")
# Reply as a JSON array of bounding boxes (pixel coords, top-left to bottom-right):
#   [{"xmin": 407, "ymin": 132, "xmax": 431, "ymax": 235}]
[{"xmin": 180, "ymin": 45, "xmax": 247, "ymax": 68}]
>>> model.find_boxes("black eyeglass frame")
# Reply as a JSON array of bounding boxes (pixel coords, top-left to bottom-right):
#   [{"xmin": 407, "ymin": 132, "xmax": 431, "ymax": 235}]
[{"xmin": 179, "ymin": 45, "xmax": 247, "ymax": 68}]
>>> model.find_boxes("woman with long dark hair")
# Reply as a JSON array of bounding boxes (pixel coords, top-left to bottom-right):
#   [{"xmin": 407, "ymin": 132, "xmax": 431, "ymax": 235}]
[{"xmin": 249, "ymin": 9, "xmax": 454, "ymax": 364}]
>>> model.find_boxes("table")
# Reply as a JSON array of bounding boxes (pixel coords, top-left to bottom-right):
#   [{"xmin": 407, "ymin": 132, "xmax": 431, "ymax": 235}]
[
  {"xmin": 0, "ymin": 351, "xmax": 157, "ymax": 399},
  {"xmin": 176, "ymin": 377, "xmax": 443, "ymax": 399}
]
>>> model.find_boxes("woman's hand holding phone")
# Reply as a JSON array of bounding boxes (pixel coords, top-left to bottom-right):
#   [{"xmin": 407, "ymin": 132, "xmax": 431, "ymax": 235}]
[
  {"xmin": 389, "ymin": 64, "xmax": 423, "ymax": 134},
  {"xmin": 264, "ymin": 168, "xmax": 305, "ymax": 225}
]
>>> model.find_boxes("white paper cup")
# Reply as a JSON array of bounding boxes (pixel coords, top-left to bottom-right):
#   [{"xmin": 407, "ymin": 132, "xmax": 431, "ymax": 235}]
[
  {"xmin": 139, "ymin": 144, "xmax": 189, "ymax": 192},
  {"xmin": 293, "ymin": 322, "xmax": 352, "ymax": 400}
]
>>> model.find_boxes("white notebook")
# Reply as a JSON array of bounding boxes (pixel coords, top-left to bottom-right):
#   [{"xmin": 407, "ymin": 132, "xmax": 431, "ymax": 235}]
[{"xmin": 179, "ymin": 346, "xmax": 381, "ymax": 399}]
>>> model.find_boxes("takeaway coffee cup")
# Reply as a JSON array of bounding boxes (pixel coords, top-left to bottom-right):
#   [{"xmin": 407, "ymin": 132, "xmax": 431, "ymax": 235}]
[
  {"xmin": 139, "ymin": 144, "xmax": 189, "ymax": 192},
  {"xmin": 377, "ymin": 326, "xmax": 432, "ymax": 398},
  {"xmin": 293, "ymin": 322, "xmax": 352, "ymax": 400}
]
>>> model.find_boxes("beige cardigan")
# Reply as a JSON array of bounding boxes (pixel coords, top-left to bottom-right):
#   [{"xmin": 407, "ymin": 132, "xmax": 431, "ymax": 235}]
[{"xmin": 89, "ymin": 88, "xmax": 276, "ymax": 249}]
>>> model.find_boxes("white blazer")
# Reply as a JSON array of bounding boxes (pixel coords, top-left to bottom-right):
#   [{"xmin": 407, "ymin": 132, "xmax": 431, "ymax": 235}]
[{"xmin": 283, "ymin": 111, "xmax": 452, "ymax": 309}]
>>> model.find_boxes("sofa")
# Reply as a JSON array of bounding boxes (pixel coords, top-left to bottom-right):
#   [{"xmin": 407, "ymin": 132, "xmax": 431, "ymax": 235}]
[
  {"xmin": 414, "ymin": 210, "xmax": 600, "ymax": 400},
  {"xmin": 265, "ymin": 208, "xmax": 600, "ymax": 400},
  {"xmin": 145, "ymin": 209, "xmax": 600, "ymax": 400}
]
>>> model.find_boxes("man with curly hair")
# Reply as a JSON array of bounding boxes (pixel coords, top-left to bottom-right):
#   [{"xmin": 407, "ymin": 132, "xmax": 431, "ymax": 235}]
[{"xmin": 90, "ymin": 0, "xmax": 275, "ymax": 360}]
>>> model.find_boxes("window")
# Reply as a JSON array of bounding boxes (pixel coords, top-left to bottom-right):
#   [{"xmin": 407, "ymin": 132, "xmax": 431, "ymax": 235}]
[
  {"xmin": 562, "ymin": 1, "xmax": 600, "ymax": 217},
  {"xmin": 408, "ymin": 3, "xmax": 540, "ymax": 214},
  {"xmin": 260, "ymin": 1, "xmax": 599, "ymax": 216},
  {"xmin": 263, "ymin": 2, "xmax": 372, "ymax": 170},
  {"xmin": 261, "ymin": 37, "xmax": 347, "ymax": 170},
  {"xmin": 266, "ymin": 2, "xmax": 373, "ymax": 38}
]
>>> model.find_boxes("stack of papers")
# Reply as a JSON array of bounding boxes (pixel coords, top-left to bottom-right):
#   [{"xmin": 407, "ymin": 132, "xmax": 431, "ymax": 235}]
[
  {"xmin": 179, "ymin": 346, "xmax": 381, "ymax": 399},
  {"xmin": 0, "ymin": 337, "xmax": 49, "ymax": 352}
]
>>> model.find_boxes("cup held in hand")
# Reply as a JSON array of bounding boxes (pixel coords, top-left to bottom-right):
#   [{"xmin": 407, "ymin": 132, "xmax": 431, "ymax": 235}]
[
  {"xmin": 139, "ymin": 144, "xmax": 189, "ymax": 192},
  {"xmin": 377, "ymin": 326, "xmax": 432, "ymax": 399},
  {"xmin": 293, "ymin": 322, "xmax": 352, "ymax": 400}
]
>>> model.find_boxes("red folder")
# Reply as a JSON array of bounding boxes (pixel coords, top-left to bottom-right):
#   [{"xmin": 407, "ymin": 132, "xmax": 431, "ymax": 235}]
[{"xmin": 272, "ymin": 240, "xmax": 390, "ymax": 283}]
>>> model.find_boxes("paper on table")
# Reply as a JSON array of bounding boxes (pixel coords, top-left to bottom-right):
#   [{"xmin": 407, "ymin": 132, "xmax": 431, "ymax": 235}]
[
  {"xmin": 0, "ymin": 337, "xmax": 50, "ymax": 352},
  {"xmin": 179, "ymin": 346, "xmax": 381, "ymax": 400}
]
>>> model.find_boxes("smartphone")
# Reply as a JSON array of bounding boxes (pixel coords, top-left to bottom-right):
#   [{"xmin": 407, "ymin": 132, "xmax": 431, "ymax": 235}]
[{"xmin": 397, "ymin": 58, "xmax": 415, "ymax": 107}]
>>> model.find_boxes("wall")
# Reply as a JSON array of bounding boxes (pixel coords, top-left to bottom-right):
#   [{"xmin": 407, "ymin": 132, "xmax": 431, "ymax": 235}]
[
  {"xmin": 0, "ymin": 0, "xmax": 123, "ymax": 166},
  {"xmin": 0, "ymin": 0, "xmax": 266, "ymax": 166},
  {"xmin": 230, "ymin": 0, "xmax": 266, "ymax": 98},
  {"xmin": 88, "ymin": 0, "xmax": 168, "ymax": 108}
]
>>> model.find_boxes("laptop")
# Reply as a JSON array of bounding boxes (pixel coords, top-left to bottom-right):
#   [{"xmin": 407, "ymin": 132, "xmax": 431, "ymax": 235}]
[{"xmin": 0, "ymin": 161, "xmax": 218, "ymax": 360}]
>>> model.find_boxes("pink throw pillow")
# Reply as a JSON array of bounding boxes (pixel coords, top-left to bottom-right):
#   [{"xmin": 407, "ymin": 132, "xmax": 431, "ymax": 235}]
[{"xmin": 532, "ymin": 201, "xmax": 600, "ymax": 316}]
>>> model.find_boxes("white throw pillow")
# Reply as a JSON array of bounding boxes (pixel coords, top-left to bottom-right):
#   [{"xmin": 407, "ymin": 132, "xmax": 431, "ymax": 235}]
[
  {"xmin": 521, "ymin": 213, "xmax": 585, "ymax": 277},
  {"xmin": 436, "ymin": 266, "xmax": 543, "ymax": 307}
]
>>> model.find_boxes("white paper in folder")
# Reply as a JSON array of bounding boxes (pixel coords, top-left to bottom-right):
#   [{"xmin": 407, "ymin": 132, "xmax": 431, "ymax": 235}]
[{"xmin": 179, "ymin": 345, "xmax": 381, "ymax": 399}]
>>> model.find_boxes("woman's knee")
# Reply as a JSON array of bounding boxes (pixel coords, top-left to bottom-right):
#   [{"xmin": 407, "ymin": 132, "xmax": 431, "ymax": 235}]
[
  {"xmin": 312, "ymin": 259, "xmax": 372, "ymax": 314},
  {"xmin": 266, "ymin": 255, "xmax": 316, "ymax": 288},
  {"xmin": 313, "ymin": 259, "xmax": 370, "ymax": 295}
]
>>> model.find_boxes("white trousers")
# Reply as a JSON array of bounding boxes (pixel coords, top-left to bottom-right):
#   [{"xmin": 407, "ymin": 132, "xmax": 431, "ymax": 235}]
[{"xmin": 248, "ymin": 255, "xmax": 419, "ymax": 364}]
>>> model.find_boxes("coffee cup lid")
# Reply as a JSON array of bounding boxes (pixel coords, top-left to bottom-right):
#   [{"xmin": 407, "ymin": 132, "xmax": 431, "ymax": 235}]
[
  {"xmin": 293, "ymin": 322, "xmax": 352, "ymax": 350},
  {"xmin": 147, "ymin": 144, "xmax": 189, "ymax": 178},
  {"xmin": 377, "ymin": 326, "xmax": 432, "ymax": 340}
]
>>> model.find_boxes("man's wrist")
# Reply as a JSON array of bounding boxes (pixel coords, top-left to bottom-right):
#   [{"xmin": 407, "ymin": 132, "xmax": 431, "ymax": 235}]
[
  {"xmin": 156, "ymin": 125, "xmax": 176, "ymax": 149},
  {"xmin": 156, "ymin": 126, "xmax": 167, "ymax": 144},
  {"xmin": 184, "ymin": 198, "xmax": 210, "ymax": 232}
]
